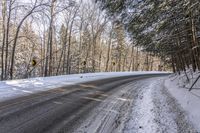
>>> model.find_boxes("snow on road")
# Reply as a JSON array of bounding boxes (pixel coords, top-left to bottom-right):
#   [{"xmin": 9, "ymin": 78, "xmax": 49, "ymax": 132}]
[
  {"xmin": 124, "ymin": 80, "xmax": 157, "ymax": 133},
  {"xmin": 71, "ymin": 77, "xmax": 196, "ymax": 133},
  {"xmin": 0, "ymin": 72, "xmax": 168, "ymax": 102}
]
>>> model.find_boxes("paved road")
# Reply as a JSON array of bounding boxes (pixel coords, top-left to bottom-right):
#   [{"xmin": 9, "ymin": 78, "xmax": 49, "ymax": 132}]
[{"xmin": 0, "ymin": 74, "xmax": 196, "ymax": 133}]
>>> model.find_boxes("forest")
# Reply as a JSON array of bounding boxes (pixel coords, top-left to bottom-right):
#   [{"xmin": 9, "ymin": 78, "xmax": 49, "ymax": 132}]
[
  {"xmin": 1, "ymin": 1, "xmax": 200, "ymax": 132},
  {"xmin": 97, "ymin": 0, "xmax": 200, "ymax": 75},
  {"xmin": 0, "ymin": 0, "xmax": 170, "ymax": 80}
]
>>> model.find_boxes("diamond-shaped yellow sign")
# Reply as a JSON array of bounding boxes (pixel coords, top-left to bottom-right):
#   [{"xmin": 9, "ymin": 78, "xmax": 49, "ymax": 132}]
[{"xmin": 32, "ymin": 60, "xmax": 37, "ymax": 66}]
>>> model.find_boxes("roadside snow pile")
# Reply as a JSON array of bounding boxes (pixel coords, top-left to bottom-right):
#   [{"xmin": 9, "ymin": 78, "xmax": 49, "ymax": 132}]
[
  {"xmin": 165, "ymin": 70, "xmax": 200, "ymax": 131},
  {"xmin": 0, "ymin": 71, "xmax": 168, "ymax": 102},
  {"xmin": 170, "ymin": 68, "xmax": 200, "ymax": 88}
]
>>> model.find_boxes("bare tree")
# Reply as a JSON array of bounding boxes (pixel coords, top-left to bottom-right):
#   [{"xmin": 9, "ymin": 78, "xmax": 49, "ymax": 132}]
[{"xmin": 10, "ymin": 0, "xmax": 48, "ymax": 79}]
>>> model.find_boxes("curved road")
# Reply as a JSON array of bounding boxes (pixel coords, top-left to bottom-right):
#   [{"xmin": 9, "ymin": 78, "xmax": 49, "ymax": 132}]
[{"xmin": 0, "ymin": 74, "xmax": 197, "ymax": 133}]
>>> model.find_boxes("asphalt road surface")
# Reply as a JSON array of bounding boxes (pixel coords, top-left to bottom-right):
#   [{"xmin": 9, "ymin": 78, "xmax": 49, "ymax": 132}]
[{"xmin": 0, "ymin": 74, "xmax": 197, "ymax": 133}]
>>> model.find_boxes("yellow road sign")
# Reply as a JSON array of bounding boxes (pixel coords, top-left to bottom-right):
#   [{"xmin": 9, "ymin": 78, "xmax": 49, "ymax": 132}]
[{"xmin": 32, "ymin": 60, "xmax": 37, "ymax": 66}]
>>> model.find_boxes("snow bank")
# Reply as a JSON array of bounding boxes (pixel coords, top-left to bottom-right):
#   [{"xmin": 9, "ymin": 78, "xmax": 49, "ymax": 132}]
[
  {"xmin": 165, "ymin": 72, "xmax": 200, "ymax": 131},
  {"xmin": 0, "ymin": 71, "xmax": 169, "ymax": 102}
]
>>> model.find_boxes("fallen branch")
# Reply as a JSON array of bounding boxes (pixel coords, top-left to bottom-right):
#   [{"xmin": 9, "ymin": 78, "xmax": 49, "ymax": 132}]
[{"xmin": 189, "ymin": 74, "xmax": 200, "ymax": 91}]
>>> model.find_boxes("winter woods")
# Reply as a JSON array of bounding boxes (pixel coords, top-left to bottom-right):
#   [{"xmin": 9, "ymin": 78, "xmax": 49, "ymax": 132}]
[
  {"xmin": 0, "ymin": 0, "xmax": 164, "ymax": 80},
  {"xmin": 97, "ymin": 0, "xmax": 200, "ymax": 74}
]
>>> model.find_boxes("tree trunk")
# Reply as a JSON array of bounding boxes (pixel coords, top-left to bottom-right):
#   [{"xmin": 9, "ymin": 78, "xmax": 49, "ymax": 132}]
[
  {"xmin": 105, "ymin": 31, "xmax": 112, "ymax": 72},
  {"xmin": 66, "ymin": 8, "xmax": 78, "ymax": 74},
  {"xmin": 1, "ymin": 0, "xmax": 7, "ymax": 80}
]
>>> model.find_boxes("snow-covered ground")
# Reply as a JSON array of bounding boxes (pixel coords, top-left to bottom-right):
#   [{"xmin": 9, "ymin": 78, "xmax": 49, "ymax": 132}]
[
  {"xmin": 165, "ymin": 71, "xmax": 200, "ymax": 131},
  {"xmin": 0, "ymin": 71, "xmax": 168, "ymax": 102},
  {"xmin": 71, "ymin": 77, "xmax": 196, "ymax": 133},
  {"xmin": 0, "ymin": 71, "xmax": 199, "ymax": 132}
]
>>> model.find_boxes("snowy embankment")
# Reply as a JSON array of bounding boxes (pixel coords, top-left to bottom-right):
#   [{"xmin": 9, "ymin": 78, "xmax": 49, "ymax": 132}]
[
  {"xmin": 165, "ymin": 70, "xmax": 200, "ymax": 131},
  {"xmin": 0, "ymin": 71, "xmax": 168, "ymax": 102}
]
